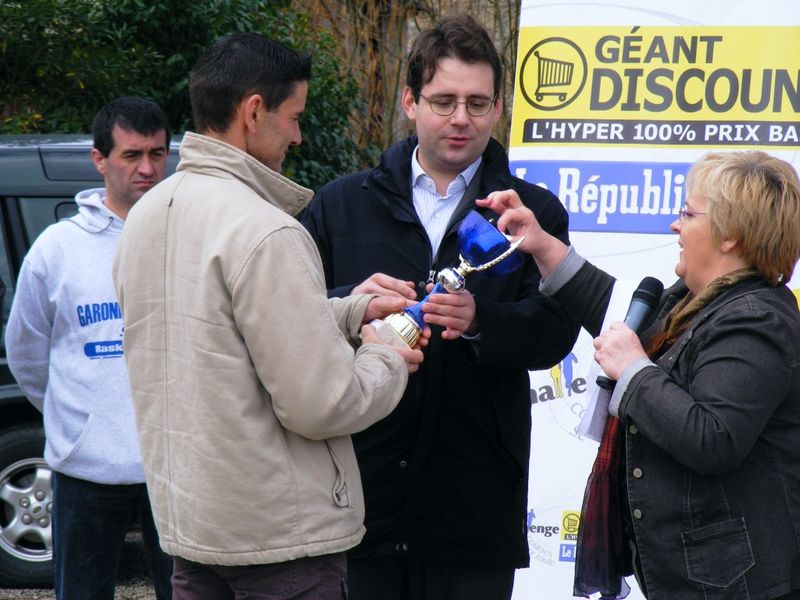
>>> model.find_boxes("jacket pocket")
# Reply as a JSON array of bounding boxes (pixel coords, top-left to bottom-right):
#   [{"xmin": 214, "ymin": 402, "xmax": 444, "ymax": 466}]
[
  {"xmin": 59, "ymin": 413, "xmax": 94, "ymax": 466},
  {"xmin": 681, "ymin": 517, "xmax": 755, "ymax": 588},
  {"xmin": 325, "ymin": 440, "xmax": 350, "ymax": 508}
]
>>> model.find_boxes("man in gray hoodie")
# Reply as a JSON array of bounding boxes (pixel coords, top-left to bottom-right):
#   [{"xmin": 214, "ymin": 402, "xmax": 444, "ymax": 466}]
[{"xmin": 5, "ymin": 97, "xmax": 173, "ymax": 600}]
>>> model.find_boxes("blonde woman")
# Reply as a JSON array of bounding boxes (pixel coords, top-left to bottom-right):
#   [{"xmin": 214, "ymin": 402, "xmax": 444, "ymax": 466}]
[{"xmin": 479, "ymin": 151, "xmax": 800, "ymax": 600}]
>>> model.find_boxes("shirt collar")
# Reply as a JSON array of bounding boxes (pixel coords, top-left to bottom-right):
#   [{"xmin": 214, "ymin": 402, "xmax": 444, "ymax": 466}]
[{"xmin": 410, "ymin": 145, "xmax": 482, "ymax": 195}]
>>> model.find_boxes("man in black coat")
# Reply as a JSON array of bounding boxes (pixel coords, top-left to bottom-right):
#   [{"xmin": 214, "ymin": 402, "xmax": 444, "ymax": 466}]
[{"xmin": 302, "ymin": 14, "xmax": 579, "ymax": 600}]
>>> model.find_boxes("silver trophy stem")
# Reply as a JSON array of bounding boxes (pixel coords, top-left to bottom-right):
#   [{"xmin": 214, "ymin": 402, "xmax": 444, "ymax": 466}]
[{"xmin": 378, "ymin": 235, "xmax": 526, "ymax": 347}]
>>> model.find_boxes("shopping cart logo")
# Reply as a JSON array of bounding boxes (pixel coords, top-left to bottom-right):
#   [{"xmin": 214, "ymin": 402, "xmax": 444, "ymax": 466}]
[
  {"xmin": 534, "ymin": 51, "xmax": 574, "ymax": 102},
  {"xmin": 520, "ymin": 37, "xmax": 587, "ymax": 111}
]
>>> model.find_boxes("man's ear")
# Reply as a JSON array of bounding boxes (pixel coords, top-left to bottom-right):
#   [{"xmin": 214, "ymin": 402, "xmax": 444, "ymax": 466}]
[
  {"xmin": 243, "ymin": 94, "xmax": 264, "ymax": 133},
  {"xmin": 491, "ymin": 95, "xmax": 503, "ymax": 124},
  {"xmin": 91, "ymin": 148, "xmax": 106, "ymax": 176},
  {"xmin": 401, "ymin": 87, "xmax": 417, "ymax": 121}
]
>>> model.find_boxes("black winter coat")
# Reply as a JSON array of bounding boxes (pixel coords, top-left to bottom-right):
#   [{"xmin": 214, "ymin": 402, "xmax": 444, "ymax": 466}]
[{"xmin": 302, "ymin": 136, "xmax": 580, "ymax": 568}]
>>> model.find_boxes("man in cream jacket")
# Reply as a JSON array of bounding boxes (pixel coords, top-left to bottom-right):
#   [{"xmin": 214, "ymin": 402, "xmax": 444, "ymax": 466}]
[{"xmin": 113, "ymin": 33, "xmax": 424, "ymax": 599}]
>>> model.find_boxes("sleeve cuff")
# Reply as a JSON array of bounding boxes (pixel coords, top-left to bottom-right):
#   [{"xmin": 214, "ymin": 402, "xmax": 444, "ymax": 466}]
[
  {"xmin": 539, "ymin": 246, "xmax": 585, "ymax": 296},
  {"xmin": 608, "ymin": 357, "xmax": 657, "ymax": 417}
]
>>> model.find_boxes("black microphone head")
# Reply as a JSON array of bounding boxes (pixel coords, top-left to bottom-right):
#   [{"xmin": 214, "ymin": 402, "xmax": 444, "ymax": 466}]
[
  {"xmin": 599, "ymin": 276, "xmax": 665, "ymax": 387},
  {"xmin": 624, "ymin": 276, "xmax": 665, "ymax": 332},
  {"xmin": 631, "ymin": 276, "xmax": 664, "ymax": 309}
]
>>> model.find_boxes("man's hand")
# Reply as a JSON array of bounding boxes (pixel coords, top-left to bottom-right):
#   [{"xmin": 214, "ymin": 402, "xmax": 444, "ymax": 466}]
[
  {"xmin": 361, "ymin": 324, "xmax": 429, "ymax": 373},
  {"xmin": 364, "ymin": 295, "xmax": 415, "ymax": 323},
  {"xmin": 421, "ymin": 284, "xmax": 477, "ymax": 340},
  {"xmin": 352, "ymin": 273, "xmax": 418, "ymax": 300}
]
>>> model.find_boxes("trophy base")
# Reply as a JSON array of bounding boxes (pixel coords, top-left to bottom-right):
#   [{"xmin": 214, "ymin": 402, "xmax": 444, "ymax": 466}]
[{"xmin": 371, "ymin": 312, "xmax": 421, "ymax": 348}]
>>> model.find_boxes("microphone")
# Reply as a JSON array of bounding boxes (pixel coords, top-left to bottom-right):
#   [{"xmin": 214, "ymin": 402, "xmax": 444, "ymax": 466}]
[{"xmin": 596, "ymin": 276, "xmax": 664, "ymax": 390}]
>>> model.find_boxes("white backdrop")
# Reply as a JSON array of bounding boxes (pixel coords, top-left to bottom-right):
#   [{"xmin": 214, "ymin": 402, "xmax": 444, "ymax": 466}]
[{"xmin": 509, "ymin": 2, "xmax": 800, "ymax": 598}]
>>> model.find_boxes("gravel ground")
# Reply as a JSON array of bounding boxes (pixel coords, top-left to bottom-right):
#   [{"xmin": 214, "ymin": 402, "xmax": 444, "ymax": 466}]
[{"xmin": 0, "ymin": 532, "xmax": 157, "ymax": 600}]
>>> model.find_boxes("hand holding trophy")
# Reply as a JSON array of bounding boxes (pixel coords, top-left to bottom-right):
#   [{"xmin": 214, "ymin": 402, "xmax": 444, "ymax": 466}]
[{"xmin": 372, "ymin": 209, "xmax": 525, "ymax": 348}]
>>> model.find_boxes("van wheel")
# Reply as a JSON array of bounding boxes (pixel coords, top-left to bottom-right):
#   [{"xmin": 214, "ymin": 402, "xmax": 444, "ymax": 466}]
[{"xmin": 0, "ymin": 425, "xmax": 53, "ymax": 587}]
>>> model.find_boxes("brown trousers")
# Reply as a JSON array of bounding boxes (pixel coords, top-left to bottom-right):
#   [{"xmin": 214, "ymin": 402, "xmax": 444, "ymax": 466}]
[{"xmin": 171, "ymin": 552, "xmax": 347, "ymax": 600}]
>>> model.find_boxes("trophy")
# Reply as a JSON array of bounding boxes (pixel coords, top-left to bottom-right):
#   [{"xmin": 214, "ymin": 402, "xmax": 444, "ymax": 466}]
[{"xmin": 373, "ymin": 209, "xmax": 526, "ymax": 348}]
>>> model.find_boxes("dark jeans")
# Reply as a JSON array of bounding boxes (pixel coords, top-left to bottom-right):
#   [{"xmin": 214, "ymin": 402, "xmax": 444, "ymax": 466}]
[
  {"xmin": 347, "ymin": 556, "xmax": 515, "ymax": 600},
  {"xmin": 52, "ymin": 472, "xmax": 172, "ymax": 600},
  {"xmin": 172, "ymin": 552, "xmax": 348, "ymax": 600}
]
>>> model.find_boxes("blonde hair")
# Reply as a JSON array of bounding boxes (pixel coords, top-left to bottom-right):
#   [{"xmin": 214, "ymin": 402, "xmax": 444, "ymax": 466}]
[{"xmin": 686, "ymin": 151, "xmax": 800, "ymax": 285}]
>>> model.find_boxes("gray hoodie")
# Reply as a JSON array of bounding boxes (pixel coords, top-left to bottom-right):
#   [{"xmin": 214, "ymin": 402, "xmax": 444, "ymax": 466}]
[{"xmin": 6, "ymin": 188, "xmax": 145, "ymax": 484}]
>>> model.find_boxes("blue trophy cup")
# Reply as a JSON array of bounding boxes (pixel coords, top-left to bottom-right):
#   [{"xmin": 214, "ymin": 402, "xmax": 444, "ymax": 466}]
[{"xmin": 372, "ymin": 209, "xmax": 526, "ymax": 348}]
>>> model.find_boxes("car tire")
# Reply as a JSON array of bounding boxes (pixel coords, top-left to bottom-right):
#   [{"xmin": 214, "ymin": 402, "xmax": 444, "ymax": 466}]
[{"xmin": 0, "ymin": 424, "xmax": 53, "ymax": 588}]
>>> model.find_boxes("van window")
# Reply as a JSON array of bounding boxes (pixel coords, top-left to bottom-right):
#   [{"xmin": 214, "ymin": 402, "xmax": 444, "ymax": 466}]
[
  {"xmin": 19, "ymin": 197, "xmax": 77, "ymax": 243},
  {"xmin": 8, "ymin": 197, "xmax": 77, "ymax": 351},
  {"xmin": 0, "ymin": 212, "xmax": 13, "ymax": 350}
]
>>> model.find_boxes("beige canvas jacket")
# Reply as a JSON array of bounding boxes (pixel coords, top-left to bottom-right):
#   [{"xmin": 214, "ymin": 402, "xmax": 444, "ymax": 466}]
[{"xmin": 113, "ymin": 132, "xmax": 407, "ymax": 565}]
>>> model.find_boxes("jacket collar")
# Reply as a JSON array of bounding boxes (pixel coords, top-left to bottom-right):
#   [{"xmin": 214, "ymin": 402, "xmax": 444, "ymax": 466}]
[
  {"xmin": 655, "ymin": 275, "xmax": 769, "ymax": 368},
  {"xmin": 652, "ymin": 276, "xmax": 768, "ymax": 334},
  {"xmin": 176, "ymin": 131, "xmax": 313, "ymax": 217},
  {"xmin": 693, "ymin": 275, "xmax": 768, "ymax": 321}
]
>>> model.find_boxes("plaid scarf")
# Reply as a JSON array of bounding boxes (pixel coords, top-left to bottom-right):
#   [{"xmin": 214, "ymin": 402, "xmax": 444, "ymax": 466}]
[{"xmin": 572, "ymin": 414, "xmax": 631, "ymax": 599}]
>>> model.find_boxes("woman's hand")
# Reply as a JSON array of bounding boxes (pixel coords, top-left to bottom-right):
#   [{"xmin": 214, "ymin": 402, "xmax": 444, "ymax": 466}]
[
  {"xmin": 476, "ymin": 190, "xmax": 568, "ymax": 278},
  {"xmin": 476, "ymin": 190, "xmax": 541, "ymax": 254},
  {"xmin": 592, "ymin": 322, "xmax": 648, "ymax": 380}
]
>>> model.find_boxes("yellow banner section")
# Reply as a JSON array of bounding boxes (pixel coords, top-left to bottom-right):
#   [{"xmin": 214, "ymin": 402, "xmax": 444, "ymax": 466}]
[{"xmin": 511, "ymin": 26, "xmax": 800, "ymax": 148}]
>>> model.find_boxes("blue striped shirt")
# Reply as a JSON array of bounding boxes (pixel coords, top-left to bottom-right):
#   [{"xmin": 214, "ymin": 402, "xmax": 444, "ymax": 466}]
[{"xmin": 411, "ymin": 147, "xmax": 482, "ymax": 260}]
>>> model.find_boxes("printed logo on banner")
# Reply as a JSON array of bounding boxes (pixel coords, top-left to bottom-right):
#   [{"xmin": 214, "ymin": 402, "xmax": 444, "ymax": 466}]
[
  {"xmin": 530, "ymin": 337, "xmax": 593, "ymax": 437},
  {"xmin": 560, "ymin": 510, "xmax": 580, "ymax": 562},
  {"xmin": 559, "ymin": 544, "xmax": 577, "ymax": 562},
  {"xmin": 512, "ymin": 26, "xmax": 800, "ymax": 148},
  {"xmin": 512, "ymin": 159, "xmax": 690, "ymax": 233},
  {"xmin": 519, "ymin": 37, "xmax": 588, "ymax": 111},
  {"xmin": 562, "ymin": 510, "xmax": 580, "ymax": 542},
  {"xmin": 533, "ymin": 351, "xmax": 585, "ymax": 404},
  {"xmin": 526, "ymin": 507, "xmax": 582, "ymax": 566}
]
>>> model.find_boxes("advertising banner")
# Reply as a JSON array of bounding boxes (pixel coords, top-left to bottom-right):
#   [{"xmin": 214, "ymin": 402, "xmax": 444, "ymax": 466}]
[{"xmin": 511, "ymin": 2, "xmax": 800, "ymax": 598}]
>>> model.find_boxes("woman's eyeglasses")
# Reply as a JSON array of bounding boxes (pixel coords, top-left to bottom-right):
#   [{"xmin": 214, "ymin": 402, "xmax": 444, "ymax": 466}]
[{"xmin": 678, "ymin": 207, "xmax": 707, "ymax": 221}]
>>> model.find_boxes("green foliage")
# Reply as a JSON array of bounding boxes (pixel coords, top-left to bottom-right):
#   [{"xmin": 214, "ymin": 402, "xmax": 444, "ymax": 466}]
[
  {"xmin": 275, "ymin": 11, "xmax": 378, "ymax": 188},
  {"xmin": 0, "ymin": 0, "xmax": 378, "ymax": 189},
  {"xmin": 0, "ymin": 0, "xmax": 162, "ymax": 131}
]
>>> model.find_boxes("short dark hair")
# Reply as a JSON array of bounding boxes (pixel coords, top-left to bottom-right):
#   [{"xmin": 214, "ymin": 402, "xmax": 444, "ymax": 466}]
[
  {"xmin": 189, "ymin": 32, "xmax": 312, "ymax": 134},
  {"xmin": 406, "ymin": 14, "xmax": 502, "ymax": 101},
  {"xmin": 92, "ymin": 97, "xmax": 171, "ymax": 157}
]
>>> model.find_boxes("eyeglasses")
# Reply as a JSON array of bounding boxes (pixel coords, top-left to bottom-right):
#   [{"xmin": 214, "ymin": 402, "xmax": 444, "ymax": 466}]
[
  {"xmin": 678, "ymin": 207, "xmax": 707, "ymax": 221},
  {"xmin": 418, "ymin": 94, "xmax": 496, "ymax": 117}
]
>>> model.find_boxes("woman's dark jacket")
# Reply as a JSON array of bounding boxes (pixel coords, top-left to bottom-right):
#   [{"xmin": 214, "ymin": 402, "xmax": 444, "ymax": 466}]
[
  {"xmin": 301, "ymin": 136, "xmax": 580, "ymax": 568},
  {"xmin": 554, "ymin": 261, "xmax": 800, "ymax": 600}
]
